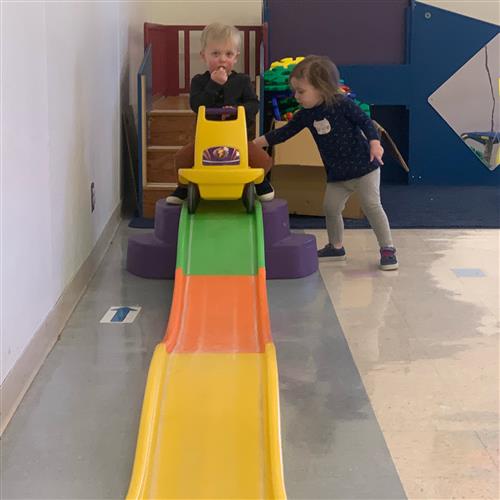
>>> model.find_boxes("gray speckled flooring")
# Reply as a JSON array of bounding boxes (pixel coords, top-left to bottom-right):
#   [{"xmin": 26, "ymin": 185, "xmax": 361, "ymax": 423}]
[{"xmin": 1, "ymin": 221, "xmax": 405, "ymax": 499}]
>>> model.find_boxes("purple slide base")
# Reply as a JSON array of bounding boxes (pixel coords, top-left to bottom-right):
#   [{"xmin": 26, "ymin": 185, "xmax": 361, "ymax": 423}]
[{"xmin": 127, "ymin": 199, "xmax": 318, "ymax": 280}]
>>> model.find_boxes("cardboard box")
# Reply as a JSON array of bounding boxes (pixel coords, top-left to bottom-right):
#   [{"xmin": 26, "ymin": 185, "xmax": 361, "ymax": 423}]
[
  {"xmin": 271, "ymin": 121, "xmax": 364, "ymax": 219},
  {"xmin": 271, "ymin": 164, "xmax": 363, "ymax": 218},
  {"xmin": 273, "ymin": 123, "xmax": 324, "ymax": 166}
]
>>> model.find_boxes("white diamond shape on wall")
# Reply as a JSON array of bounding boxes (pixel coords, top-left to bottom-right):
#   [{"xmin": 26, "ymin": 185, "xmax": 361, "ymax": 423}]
[{"xmin": 428, "ymin": 34, "xmax": 500, "ymax": 171}]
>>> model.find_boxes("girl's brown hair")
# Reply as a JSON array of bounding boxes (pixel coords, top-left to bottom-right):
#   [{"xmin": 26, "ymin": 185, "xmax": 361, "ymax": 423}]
[{"xmin": 290, "ymin": 55, "xmax": 341, "ymax": 105}]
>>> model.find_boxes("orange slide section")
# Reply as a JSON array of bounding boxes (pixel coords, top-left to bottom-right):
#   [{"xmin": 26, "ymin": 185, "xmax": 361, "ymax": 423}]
[{"xmin": 165, "ymin": 268, "xmax": 271, "ymax": 353}]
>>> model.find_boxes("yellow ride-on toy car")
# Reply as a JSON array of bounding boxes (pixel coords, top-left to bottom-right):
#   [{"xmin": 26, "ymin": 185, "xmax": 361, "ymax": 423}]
[{"xmin": 179, "ymin": 106, "xmax": 264, "ymax": 214}]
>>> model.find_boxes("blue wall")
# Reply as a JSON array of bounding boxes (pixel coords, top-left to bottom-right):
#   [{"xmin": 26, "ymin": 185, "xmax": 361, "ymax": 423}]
[
  {"xmin": 409, "ymin": 3, "xmax": 499, "ymax": 185},
  {"xmin": 266, "ymin": 0, "xmax": 500, "ymax": 185}
]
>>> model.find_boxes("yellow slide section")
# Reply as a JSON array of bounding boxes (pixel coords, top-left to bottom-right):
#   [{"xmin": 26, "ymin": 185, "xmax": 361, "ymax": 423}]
[{"xmin": 127, "ymin": 345, "xmax": 285, "ymax": 499}]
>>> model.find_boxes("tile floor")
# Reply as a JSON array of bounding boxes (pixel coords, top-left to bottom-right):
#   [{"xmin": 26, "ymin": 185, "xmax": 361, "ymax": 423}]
[
  {"xmin": 310, "ymin": 228, "xmax": 499, "ymax": 500},
  {"xmin": 1, "ymin": 224, "xmax": 498, "ymax": 500}
]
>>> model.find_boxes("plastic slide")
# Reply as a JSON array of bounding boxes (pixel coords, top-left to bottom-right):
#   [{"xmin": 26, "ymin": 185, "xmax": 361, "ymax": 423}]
[{"xmin": 126, "ymin": 199, "xmax": 286, "ymax": 499}]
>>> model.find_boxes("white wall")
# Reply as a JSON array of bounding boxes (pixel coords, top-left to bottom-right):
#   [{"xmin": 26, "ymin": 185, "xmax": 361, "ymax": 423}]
[
  {"xmin": 417, "ymin": 0, "xmax": 500, "ymax": 25},
  {"xmin": 120, "ymin": 2, "xmax": 151, "ymax": 119},
  {"xmin": 144, "ymin": 0, "xmax": 262, "ymax": 25},
  {"xmin": 1, "ymin": 2, "xmax": 54, "ymax": 382},
  {"xmin": 0, "ymin": 0, "xmax": 261, "ymax": 386},
  {"xmin": 0, "ymin": 1, "xmax": 148, "ymax": 384}
]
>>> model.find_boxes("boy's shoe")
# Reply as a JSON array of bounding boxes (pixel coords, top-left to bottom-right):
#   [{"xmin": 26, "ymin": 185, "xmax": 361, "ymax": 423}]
[
  {"xmin": 379, "ymin": 247, "xmax": 399, "ymax": 270},
  {"xmin": 317, "ymin": 243, "xmax": 346, "ymax": 261},
  {"xmin": 166, "ymin": 186, "xmax": 188, "ymax": 205},
  {"xmin": 255, "ymin": 179, "xmax": 275, "ymax": 201}
]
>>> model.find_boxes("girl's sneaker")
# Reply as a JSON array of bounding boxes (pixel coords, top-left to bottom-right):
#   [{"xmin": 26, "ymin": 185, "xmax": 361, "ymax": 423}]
[
  {"xmin": 379, "ymin": 247, "xmax": 398, "ymax": 270},
  {"xmin": 317, "ymin": 244, "xmax": 346, "ymax": 261}
]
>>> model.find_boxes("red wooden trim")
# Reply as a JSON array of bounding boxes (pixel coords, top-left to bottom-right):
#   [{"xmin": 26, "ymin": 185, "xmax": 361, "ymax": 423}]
[
  {"xmin": 144, "ymin": 24, "xmax": 266, "ymax": 96},
  {"xmin": 262, "ymin": 22, "xmax": 269, "ymax": 69},
  {"xmin": 244, "ymin": 30, "xmax": 250, "ymax": 75},
  {"xmin": 255, "ymin": 29, "xmax": 262, "ymax": 74}
]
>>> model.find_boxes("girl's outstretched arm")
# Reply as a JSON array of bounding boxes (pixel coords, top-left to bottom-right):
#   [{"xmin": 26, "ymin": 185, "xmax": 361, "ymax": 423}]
[{"xmin": 263, "ymin": 111, "xmax": 307, "ymax": 147}]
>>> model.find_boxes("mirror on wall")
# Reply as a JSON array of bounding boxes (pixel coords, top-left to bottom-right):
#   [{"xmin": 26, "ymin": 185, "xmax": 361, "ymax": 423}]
[{"xmin": 429, "ymin": 34, "xmax": 499, "ymax": 171}]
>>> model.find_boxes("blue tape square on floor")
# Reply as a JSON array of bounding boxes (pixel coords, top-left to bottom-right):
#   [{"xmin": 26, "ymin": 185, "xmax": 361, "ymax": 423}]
[{"xmin": 452, "ymin": 268, "xmax": 486, "ymax": 277}]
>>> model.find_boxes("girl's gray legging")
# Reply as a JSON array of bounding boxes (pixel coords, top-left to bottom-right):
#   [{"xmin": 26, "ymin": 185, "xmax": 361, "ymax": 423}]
[{"xmin": 323, "ymin": 168, "xmax": 394, "ymax": 248}]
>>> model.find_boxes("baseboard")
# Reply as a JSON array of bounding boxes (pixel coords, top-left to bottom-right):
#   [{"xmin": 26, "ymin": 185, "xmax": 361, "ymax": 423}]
[{"xmin": 0, "ymin": 203, "xmax": 122, "ymax": 435}]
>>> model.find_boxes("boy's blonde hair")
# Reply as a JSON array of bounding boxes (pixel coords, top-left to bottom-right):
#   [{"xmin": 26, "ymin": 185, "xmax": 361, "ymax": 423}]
[
  {"xmin": 200, "ymin": 22, "xmax": 241, "ymax": 51},
  {"xmin": 290, "ymin": 55, "xmax": 341, "ymax": 105}
]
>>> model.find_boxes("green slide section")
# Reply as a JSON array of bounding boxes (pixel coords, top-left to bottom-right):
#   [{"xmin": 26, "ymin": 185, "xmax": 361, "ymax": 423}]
[{"xmin": 176, "ymin": 200, "xmax": 265, "ymax": 276}]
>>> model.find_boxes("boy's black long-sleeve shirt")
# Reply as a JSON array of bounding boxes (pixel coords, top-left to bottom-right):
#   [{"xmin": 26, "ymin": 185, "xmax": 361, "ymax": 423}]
[
  {"xmin": 189, "ymin": 71, "xmax": 259, "ymax": 133},
  {"xmin": 265, "ymin": 96, "xmax": 380, "ymax": 182}
]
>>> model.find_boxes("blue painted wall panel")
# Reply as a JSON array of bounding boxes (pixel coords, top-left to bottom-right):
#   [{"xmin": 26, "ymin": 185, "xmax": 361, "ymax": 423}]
[
  {"xmin": 410, "ymin": 3, "xmax": 499, "ymax": 184},
  {"xmin": 338, "ymin": 65, "xmax": 411, "ymax": 106},
  {"xmin": 265, "ymin": 0, "xmax": 500, "ymax": 185}
]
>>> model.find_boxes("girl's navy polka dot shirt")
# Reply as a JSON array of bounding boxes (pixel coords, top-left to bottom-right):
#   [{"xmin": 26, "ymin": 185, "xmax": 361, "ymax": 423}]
[{"xmin": 265, "ymin": 95, "xmax": 381, "ymax": 182}]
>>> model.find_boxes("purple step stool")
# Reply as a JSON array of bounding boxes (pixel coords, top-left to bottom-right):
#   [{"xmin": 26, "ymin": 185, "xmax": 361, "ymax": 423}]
[
  {"xmin": 127, "ymin": 199, "xmax": 318, "ymax": 279},
  {"xmin": 127, "ymin": 204, "xmax": 181, "ymax": 279}
]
